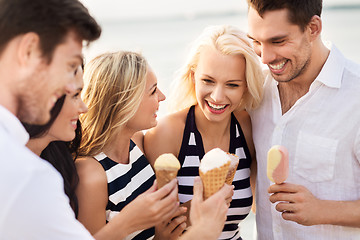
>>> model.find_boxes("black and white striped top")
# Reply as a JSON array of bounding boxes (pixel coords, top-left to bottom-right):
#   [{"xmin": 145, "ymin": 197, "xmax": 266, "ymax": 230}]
[
  {"xmin": 177, "ymin": 106, "xmax": 253, "ymax": 240},
  {"xmin": 95, "ymin": 140, "xmax": 155, "ymax": 240}
]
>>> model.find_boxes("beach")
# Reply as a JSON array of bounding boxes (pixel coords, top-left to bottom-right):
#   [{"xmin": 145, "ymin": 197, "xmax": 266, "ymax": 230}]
[{"xmin": 79, "ymin": 1, "xmax": 360, "ymax": 239}]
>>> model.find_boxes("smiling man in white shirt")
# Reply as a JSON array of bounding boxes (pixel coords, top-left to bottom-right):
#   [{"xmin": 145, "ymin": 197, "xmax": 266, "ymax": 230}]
[
  {"xmin": 0, "ymin": 0, "xmax": 103, "ymax": 239},
  {"xmin": 246, "ymin": 0, "xmax": 360, "ymax": 239}
]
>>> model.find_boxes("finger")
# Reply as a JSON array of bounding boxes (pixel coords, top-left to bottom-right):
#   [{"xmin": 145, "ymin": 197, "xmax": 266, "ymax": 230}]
[
  {"xmin": 192, "ymin": 176, "xmax": 203, "ymax": 204},
  {"xmin": 160, "ymin": 202, "xmax": 180, "ymax": 221},
  {"xmin": 171, "ymin": 206, "xmax": 187, "ymax": 219},
  {"xmin": 275, "ymin": 202, "xmax": 297, "ymax": 213},
  {"xmin": 269, "ymin": 192, "xmax": 294, "ymax": 203},
  {"xmin": 225, "ymin": 196, "xmax": 232, "ymax": 205},
  {"xmin": 281, "ymin": 211, "xmax": 298, "ymax": 223},
  {"xmin": 168, "ymin": 215, "xmax": 187, "ymax": 231},
  {"xmin": 211, "ymin": 183, "xmax": 233, "ymax": 201},
  {"xmin": 170, "ymin": 222, "xmax": 187, "ymax": 238},
  {"xmin": 268, "ymin": 182, "xmax": 298, "ymax": 194},
  {"xmin": 152, "ymin": 178, "xmax": 177, "ymax": 200},
  {"xmin": 143, "ymin": 180, "xmax": 158, "ymax": 195}
]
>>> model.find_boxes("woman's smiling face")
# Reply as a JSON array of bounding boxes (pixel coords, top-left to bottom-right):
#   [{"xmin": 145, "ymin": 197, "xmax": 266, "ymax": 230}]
[{"xmin": 194, "ymin": 46, "xmax": 247, "ymax": 122}]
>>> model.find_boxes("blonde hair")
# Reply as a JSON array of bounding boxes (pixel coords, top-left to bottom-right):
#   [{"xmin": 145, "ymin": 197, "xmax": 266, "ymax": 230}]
[
  {"xmin": 79, "ymin": 51, "xmax": 148, "ymax": 157},
  {"xmin": 167, "ymin": 25, "xmax": 264, "ymax": 113}
]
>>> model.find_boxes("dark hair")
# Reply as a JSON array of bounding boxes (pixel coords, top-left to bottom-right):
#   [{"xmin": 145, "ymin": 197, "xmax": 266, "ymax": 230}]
[
  {"xmin": 23, "ymin": 96, "xmax": 82, "ymax": 217},
  {"xmin": 247, "ymin": 0, "xmax": 322, "ymax": 31},
  {"xmin": 0, "ymin": 0, "xmax": 101, "ymax": 62}
]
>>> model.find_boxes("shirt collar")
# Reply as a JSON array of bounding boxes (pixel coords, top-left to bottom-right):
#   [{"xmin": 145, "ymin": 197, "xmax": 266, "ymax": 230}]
[
  {"xmin": 0, "ymin": 105, "xmax": 29, "ymax": 146},
  {"xmin": 314, "ymin": 42, "xmax": 345, "ymax": 89}
]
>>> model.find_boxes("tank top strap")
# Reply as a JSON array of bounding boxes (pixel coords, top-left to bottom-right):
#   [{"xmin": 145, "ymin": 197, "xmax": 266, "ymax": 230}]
[
  {"xmin": 229, "ymin": 112, "xmax": 252, "ymax": 164},
  {"xmin": 178, "ymin": 105, "xmax": 205, "ymax": 164}
]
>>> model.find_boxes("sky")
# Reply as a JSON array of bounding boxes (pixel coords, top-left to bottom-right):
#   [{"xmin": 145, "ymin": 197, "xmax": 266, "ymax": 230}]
[{"xmin": 80, "ymin": 0, "xmax": 360, "ymax": 22}]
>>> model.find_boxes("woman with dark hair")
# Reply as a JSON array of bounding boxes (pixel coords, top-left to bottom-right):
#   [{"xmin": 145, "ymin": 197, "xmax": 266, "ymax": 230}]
[{"xmin": 23, "ymin": 66, "xmax": 87, "ymax": 217}]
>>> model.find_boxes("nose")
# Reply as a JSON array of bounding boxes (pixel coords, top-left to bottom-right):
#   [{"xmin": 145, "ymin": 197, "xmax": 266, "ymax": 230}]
[
  {"xmin": 79, "ymin": 99, "xmax": 88, "ymax": 114},
  {"xmin": 210, "ymin": 85, "xmax": 225, "ymax": 102},
  {"xmin": 260, "ymin": 44, "xmax": 276, "ymax": 65},
  {"xmin": 158, "ymin": 88, "xmax": 166, "ymax": 102}
]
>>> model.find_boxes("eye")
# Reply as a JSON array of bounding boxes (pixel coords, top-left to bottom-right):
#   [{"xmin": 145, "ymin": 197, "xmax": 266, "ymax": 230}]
[
  {"xmin": 72, "ymin": 91, "xmax": 81, "ymax": 99},
  {"xmin": 273, "ymin": 40, "xmax": 285, "ymax": 44},
  {"xmin": 227, "ymin": 83, "xmax": 239, "ymax": 88},
  {"xmin": 202, "ymin": 79, "xmax": 214, "ymax": 84},
  {"xmin": 151, "ymin": 87, "xmax": 157, "ymax": 95}
]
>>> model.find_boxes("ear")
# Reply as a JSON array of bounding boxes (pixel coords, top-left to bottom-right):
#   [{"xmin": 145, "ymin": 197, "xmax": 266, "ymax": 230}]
[
  {"xmin": 17, "ymin": 32, "xmax": 42, "ymax": 67},
  {"xmin": 190, "ymin": 68, "xmax": 195, "ymax": 83},
  {"xmin": 307, "ymin": 15, "xmax": 322, "ymax": 41}
]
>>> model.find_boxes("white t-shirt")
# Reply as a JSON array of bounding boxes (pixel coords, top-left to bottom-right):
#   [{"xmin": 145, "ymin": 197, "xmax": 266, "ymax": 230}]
[
  {"xmin": 249, "ymin": 44, "xmax": 360, "ymax": 240},
  {"xmin": 0, "ymin": 105, "xmax": 93, "ymax": 239}
]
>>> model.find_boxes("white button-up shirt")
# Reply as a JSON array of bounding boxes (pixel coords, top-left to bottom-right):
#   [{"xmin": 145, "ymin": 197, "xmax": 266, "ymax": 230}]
[
  {"xmin": 0, "ymin": 105, "xmax": 93, "ymax": 239},
  {"xmin": 249, "ymin": 44, "xmax": 360, "ymax": 240}
]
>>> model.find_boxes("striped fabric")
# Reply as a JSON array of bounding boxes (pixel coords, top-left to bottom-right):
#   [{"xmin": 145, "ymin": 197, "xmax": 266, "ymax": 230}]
[
  {"xmin": 95, "ymin": 140, "xmax": 155, "ymax": 240},
  {"xmin": 178, "ymin": 106, "xmax": 253, "ymax": 240}
]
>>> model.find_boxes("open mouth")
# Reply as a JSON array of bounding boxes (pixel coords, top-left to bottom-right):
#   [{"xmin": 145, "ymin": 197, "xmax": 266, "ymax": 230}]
[
  {"xmin": 206, "ymin": 101, "xmax": 229, "ymax": 113},
  {"xmin": 269, "ymin": 60, "xmax": 287, "ymax": 72}
]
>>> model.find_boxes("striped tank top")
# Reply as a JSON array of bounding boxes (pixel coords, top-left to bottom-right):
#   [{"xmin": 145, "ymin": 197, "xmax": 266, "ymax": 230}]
[
  {"xmin": 177, "ymin": 106, "xmax": 253, "ymax": 240},
  {"xmin": 95, "ymin": 140, "xmax": 155, "ymax": 240}
]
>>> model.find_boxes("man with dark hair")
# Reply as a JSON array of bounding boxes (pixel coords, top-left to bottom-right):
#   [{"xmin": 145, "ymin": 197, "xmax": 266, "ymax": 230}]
[
  {"xmin": 0, "ymin": 0, "xmax": 102, "ymax": 239},
  {"xmin": 246, "ymin": 0, "xmax": 360, "ymax": 239}
]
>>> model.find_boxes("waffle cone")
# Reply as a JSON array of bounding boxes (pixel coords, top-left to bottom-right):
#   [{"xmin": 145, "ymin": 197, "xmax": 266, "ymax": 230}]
[
  {"xmin": 225, "ymin": 161, "xmax": 239, "ymax": 185},
  {"xmin": 199, "ymin": 161, "xmax": 230, "ymax": 199},
  {"xmin": 155, "ymin": 168, "xmax": 179, "ymax": 189}
]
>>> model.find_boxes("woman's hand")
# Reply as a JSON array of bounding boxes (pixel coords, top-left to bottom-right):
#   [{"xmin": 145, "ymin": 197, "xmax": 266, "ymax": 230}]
[
  {"xmin": 154, "ymin": 207, "xmax": 187, "ymax": 240},
  {"xmin": 120, "ymin": 179, "xmax": 180, "ymax": 233}
]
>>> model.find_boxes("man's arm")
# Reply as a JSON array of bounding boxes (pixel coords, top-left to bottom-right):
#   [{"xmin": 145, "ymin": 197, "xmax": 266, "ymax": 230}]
[{"xmin": 269, "ymin": 183, "xmax": 360, "ymax": 227}]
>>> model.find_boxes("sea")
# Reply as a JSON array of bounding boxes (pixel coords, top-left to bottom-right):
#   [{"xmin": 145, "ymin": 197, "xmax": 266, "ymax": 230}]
[{"xmin": 79, "ymin": 1, "xmax": 360, "ymax": 239}]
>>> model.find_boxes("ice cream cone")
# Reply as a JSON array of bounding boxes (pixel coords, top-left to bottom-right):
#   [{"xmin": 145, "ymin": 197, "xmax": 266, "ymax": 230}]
[
  {"xmin": 155, "ymin": 168, "xmax": 179, "ymax": 188},
  {"xmin": 225, "ymin": 153, "xmax": 239, "ymax": 185},
  {"xmin": 199, "ymin": 148, "xmax": 231, "ymax": 199},
  {"xmin": 199, "ymin": 161, "xmax": 230, "ymax": 199},
  {"xmin": 154, "ymin": 153, "xmax": 180, "ymax": 189}
]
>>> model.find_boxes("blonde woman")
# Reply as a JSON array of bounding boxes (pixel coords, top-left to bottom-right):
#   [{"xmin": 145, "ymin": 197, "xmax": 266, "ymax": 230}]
[
  {"xmin": 76, "ymin": 51, "xmax": 186, "ymax": 239},
  {"xmin": 144, "ymin": 25, "xmax": 264, "ymax": 239}
]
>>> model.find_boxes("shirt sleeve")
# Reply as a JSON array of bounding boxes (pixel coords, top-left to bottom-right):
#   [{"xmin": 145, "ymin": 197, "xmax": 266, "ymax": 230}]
[
  {"xmin": 4, "ymin": 164, "xmax": 94, "ymax": 240},
  {"xmin": 355, "ymin": 127, "xmax": 360, "ymax": 164}
]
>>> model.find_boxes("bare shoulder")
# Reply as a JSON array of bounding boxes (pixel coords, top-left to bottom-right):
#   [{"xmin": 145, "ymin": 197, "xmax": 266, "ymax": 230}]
[
  {"xmin": 144, "ymin": 108, "xmax": 189, "ymax": 165},
  {"xmin": 233, "ymin": 110, "xmax": 252, "ymax": 131},
  {"xmin": 132, "ymin": 131, "xmax": 145, "ymax": 152},
  {"xmin": 75, "ymin": 156, "xmax": 107, "ymax": 187}
]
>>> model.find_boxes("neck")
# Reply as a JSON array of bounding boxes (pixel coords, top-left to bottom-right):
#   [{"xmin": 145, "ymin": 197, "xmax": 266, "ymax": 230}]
[
  {"xmin": 26, "ymin": 137, "xmax": 51, "ymax": 156},
  {"xmin": 103, "ymin": 127, "xmax": 135, "ymax": 164},
  {"xmin": 283, "ymin": 40, "xmax": 330, "ymax": 90},
  {"xmin": 194, "ymin": 105, "xmax": 231, "ymax": 152}
]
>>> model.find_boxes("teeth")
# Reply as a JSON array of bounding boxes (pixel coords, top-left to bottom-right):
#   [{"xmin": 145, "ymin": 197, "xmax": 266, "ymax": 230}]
[
  {"xmin": 51, "ymin": 96, "xmax": 58, "ymax": 104},
  {"xmin": 208, "ymin": 102, "xmax": 227, "ymax": 110},
  {"xmin": 269, "ymin": 60, "xmax": 286, "ymax": 70},
  {"xmin": 71, "ymin": 120, "xmax": 77, "ymax": 125}
]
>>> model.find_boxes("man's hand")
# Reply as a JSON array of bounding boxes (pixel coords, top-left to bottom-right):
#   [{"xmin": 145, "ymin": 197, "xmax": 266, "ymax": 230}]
[{"xmin": 268, "ymin": 183, "xmax": 323, "ymax": 226}]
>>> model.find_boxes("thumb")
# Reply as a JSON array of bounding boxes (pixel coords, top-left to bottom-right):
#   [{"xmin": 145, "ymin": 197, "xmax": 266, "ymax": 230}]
[
  {"xmin": 143, "ymin": 179, "xmax": 158, "ymax": 195},
  {"xmin": 192, "ymin": 176, "xmax": 203, "ymax": 203}
]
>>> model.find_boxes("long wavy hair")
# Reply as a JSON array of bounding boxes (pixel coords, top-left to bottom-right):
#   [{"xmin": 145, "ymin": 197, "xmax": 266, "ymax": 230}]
[
  {"xmin": 79, "ymin": 51, "xmax": 148, "ymax": 157},
  {"xmin": 23, "ymin": 95, "xmax": 82, "ymax": 217},
  {"xmin": 167, "ymin": 24, "xmax": 264, "ymax": 113}
]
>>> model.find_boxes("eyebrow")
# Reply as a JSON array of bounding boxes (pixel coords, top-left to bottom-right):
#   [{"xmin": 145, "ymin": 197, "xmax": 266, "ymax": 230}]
[
  {"xmin": 247, "ymin": 34, "xmax": 287, "ymax": 43},
  {"xmin": 202, "ymin": 74, "xmax": 245, "ymax": 82},
  {"xmin": 149, "ymin": 83, "xmax": 157, "ymax": 91}
]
